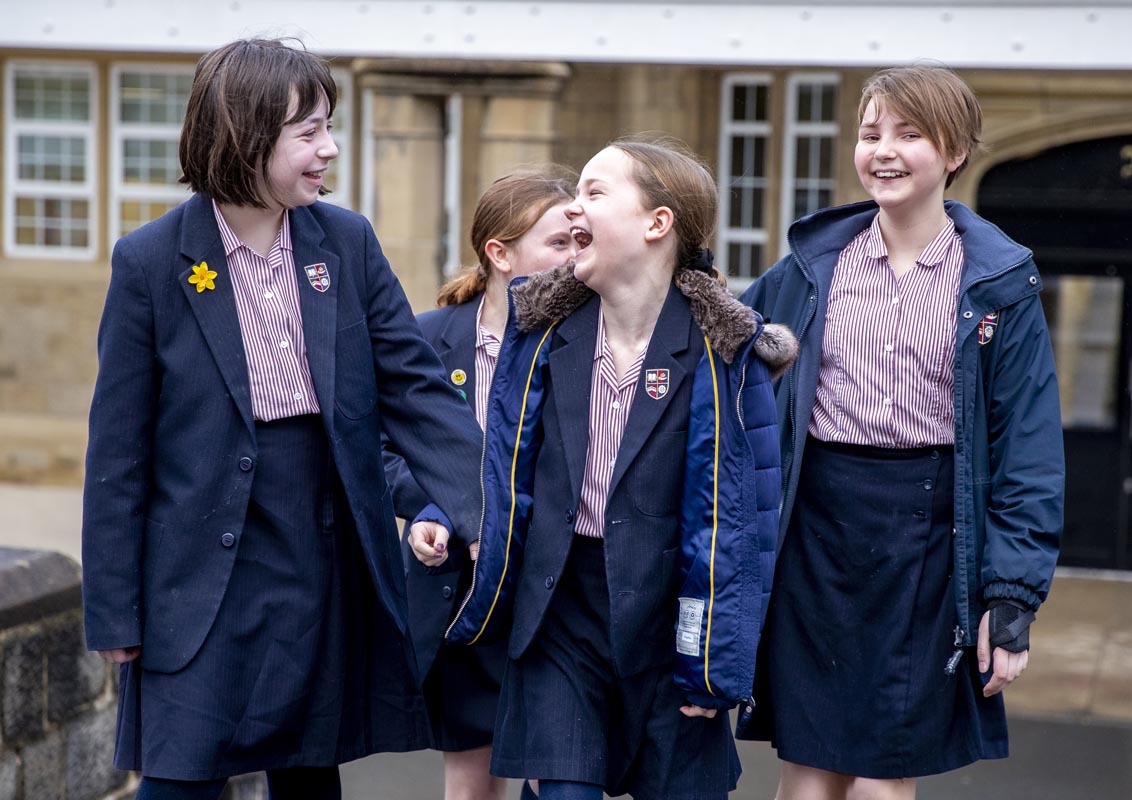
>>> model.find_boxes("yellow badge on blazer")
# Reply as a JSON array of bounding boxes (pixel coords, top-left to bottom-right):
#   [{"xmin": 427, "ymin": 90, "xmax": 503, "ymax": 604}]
[
  {"xmin": 188, "ymin": 262, "xmax": 217, "ymax": 293},
  {"xmin": 451, "ymin": 369, "xmax": 467, "ymax": 386}
]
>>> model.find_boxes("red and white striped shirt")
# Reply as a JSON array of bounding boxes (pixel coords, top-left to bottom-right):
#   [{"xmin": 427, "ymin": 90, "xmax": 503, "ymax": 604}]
[
  {"xmin": 212, "ymin": 201, "xmax": 321, "ymax": 422},
  {"xmin": 809, "ymin": 214, "xmax": 963, "ymax": 448},
  {"xmin": 575, "ymin": 308, "xmax": 647, "ymax": 539},
  {"xmin": 474, "ymin": 296, "xmax": 502, "ymax": 430}
]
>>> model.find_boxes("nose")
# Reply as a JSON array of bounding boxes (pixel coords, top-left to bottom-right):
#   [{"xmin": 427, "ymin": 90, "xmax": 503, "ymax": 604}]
[
  {"xmin": 875, "ymin": 135, "xmax": 897, "ymax": 160},
  {"xmin": 319, "ymin": 131, "xmax": 339, "ymax": 160},
  {"xmin": 564, "ymin": 199, "xmax": 582, "ymax": 220}
]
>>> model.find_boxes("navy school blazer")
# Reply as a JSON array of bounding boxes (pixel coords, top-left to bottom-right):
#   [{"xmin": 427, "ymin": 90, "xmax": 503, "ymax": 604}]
[
  {"xmin": 81, "ymin": 193, "xmax": 485, "ymax": 675},
  {"xmin": 383, "ymin": 296, "xmax": 487, "ymax": 678}
]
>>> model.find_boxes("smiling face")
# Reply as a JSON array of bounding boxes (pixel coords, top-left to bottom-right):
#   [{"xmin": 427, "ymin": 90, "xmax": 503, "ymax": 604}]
[
  {"xmin": 263, "ymin": 90, "xmax": 338, "ymax": 211},
  {"xmin": 854, "ymin": 98, "xmax": 965, "ymax": 220},
  {"xmin": 502, "ymin": 201, "xmax": 577, "ymax": 278},
  {"xmin": 565, "ymin": 146, "xmax": 660, "ymax": 291}
]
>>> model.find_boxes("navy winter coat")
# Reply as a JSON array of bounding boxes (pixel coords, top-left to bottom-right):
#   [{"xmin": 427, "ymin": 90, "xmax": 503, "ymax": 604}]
[
  {"xmin": 741, "ymin": 200, "xmax": 1064, "ymax": 644},
  {"xmin": 445, "ymin": 264, "xmax": 797, "ymax": 708}
]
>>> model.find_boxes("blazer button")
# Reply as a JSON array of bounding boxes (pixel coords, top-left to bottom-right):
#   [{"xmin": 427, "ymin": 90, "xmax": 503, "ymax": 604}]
[
  {"xmin": 564, "ymin": 509, "xmax": 575, "ymax": 524},
  {"xmin": 221, "ymin": 532, "xmax": 236, "ymax": 548},
  {"xmin": 545, "ymin": 576, "xmax": 555, "ymax": 590},
  {"xmin": 239, "ymin": 457, "xmax": 254, "ymax": 472},
  {"xmin": 442, "ymin": 585, "xmax": 453, "ymax": 599}
]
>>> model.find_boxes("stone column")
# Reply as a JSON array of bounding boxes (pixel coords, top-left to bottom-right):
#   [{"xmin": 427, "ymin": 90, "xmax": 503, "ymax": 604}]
[{"xmin": 355, "ymin": 60, "xmax": 570, "ymax": 309}]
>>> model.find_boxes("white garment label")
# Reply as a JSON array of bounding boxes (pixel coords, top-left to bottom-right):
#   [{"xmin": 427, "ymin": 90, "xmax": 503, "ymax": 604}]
[{"xmin": 676, "ymin": 597, "xmax": 705, "ymax": 657}]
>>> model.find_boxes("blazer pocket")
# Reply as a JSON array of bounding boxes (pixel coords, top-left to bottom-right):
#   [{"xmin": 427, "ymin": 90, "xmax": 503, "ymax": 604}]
[{"xmin": 335, "ymin": 318, "xmax": 379, "ymax": 419}]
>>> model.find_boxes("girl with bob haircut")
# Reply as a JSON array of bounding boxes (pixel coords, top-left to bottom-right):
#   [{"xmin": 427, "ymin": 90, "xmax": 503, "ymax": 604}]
[
  {"xmin": 741, "ymin": 64, "xmax": 1063, "ymax": 799},
  {"xmin": 82, "ymin": 38, "xmax": 487, "ymax": 800},
  {"xmin": 410, "ymin": 136, "xmax": 797, "ymax": 800},
  {"xmin": 385, "ymin": 165, "xmax": 578, "ymax": 800}
]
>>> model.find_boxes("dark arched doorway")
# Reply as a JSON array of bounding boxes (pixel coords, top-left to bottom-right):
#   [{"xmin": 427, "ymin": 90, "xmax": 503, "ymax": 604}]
[{"xmin": 978, "ymin": 134, "xmax": 1132, "ymax": 569}]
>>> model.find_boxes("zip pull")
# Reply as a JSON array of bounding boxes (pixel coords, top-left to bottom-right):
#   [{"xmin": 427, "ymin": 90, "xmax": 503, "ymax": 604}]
[{"xmin": 944, "ymin": 626, "xmax": 964, "ymax": 675}]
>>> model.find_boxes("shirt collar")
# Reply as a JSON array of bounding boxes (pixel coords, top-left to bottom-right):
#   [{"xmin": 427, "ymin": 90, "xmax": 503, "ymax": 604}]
[
  {"xmin": 864, "ymin": 212, "xmax": 958, "ymax": 270},
  {"xmin": 475, "ymin": 295, "xmax": 502, "ymax": 356},
  {"xmin": 212, "ymin": 199, "xmax": 292, "ymax": 258}
]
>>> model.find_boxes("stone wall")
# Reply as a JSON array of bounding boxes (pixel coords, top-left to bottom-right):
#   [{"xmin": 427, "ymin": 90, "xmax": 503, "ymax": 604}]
[
  {"xmin": 0, "ymin": 548, "xmax": 268, "ymax": 800},
  {"xmin": 0, "ymin": 548, "xmax": 126, "ymax": 800}
]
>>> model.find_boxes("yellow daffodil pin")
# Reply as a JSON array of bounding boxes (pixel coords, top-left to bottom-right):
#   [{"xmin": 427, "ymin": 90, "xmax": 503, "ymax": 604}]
[{"xmin": 188, "ymin": 261, "xmax": 217, "ymax": 293}]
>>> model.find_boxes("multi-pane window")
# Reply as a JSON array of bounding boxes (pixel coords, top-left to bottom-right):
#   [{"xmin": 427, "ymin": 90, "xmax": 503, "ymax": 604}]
[
  {"xmin": 4, "ymin": 62, "xmax": 97, "ymax": 257},
  {"xmin": 781, "ymin": 75, "xmax": 839, "ymax": 256},
  {"xmin": 110, "ymin": 66, "xmax": 193, "ymax": 239},
  {"xmin": 717, "ymin": 74, "xmax": 771, "ymax": 283}
]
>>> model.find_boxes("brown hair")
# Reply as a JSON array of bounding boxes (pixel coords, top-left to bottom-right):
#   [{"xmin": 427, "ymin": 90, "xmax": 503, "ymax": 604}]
[
  {"xmin": 610, "ymin": 134, "xmax": 726, "ymax": 285},
  {"xmin": 179, "ymin": 38, "xmax": 338, "ymax": 207},
  {"xmin": 437, "ymin": 166, "xmax": 577, "ymax": 307},
  {"xmin": 858, "ymin": 64, "xmax": 983, "ymax": 187}
]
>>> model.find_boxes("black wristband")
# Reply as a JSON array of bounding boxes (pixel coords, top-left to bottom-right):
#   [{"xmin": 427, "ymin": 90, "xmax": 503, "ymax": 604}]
[{"xmin": 987, "ymin": 598, "xmax": 1036, "ymax": 653}]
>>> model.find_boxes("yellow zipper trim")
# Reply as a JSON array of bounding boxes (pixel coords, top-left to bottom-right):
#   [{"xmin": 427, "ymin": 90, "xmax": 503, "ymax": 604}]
[
  {"xmin": 465, "ymin": 323, "xmax": 557, "ymax": 645},
  {"xmin": 704, "ymin": 336, "xmax": 719, "ymax": 696}
]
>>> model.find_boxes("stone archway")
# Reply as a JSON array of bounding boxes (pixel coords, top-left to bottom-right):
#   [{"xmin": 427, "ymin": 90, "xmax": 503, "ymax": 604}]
[{"xmin": 977, "ymin": 132, "xmax": 1132, "ymax": 569}]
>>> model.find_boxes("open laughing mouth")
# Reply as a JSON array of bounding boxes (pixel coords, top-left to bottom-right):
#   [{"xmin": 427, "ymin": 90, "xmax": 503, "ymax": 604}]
[
  {"xmin": 571, "ymin": 226, "xmax": 592, "ymax": 249},
  {"xmin": 874, "ymin": 170, "xmax": 909, "ymax": 179}
]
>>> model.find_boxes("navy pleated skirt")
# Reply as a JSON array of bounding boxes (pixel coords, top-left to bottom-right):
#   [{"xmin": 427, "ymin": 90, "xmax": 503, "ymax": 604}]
[
  {"xmin": 115, "ymin": 414, "xmax": 429, "ymax": 780},
  {"xmin": 745, "ymin": 438, "xmax": 1008, "ymax": 778},
  {"xmin": 491, "ymin": 535, "xmax": 740, "ymax": 800}
]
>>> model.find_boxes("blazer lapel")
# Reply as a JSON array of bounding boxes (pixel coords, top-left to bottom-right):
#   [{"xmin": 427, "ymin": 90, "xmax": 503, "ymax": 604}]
[
  {"xmin": 178, "ymin": 194, "xmax": 255, "ymax": 435},
  {"xmin": 608, "ymin": 285, "xmax": 695, "ymax": 496},
  {"xmin": 289, "ymin": 205, "xmax": 339, "ymax": 432},
  {"xmin": 549, "ymin": 295, "xmax": 600, "ymax": 503},
  {"xmin": 437, "ymin": 299, "xmax": 481, "ymax": 406}
]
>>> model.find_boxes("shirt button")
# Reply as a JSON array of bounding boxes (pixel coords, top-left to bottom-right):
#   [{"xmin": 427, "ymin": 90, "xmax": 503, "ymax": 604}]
[
  {"xmin": 293, "ymin": 391, "xmax": 303, "ymax": 401},
  {"xmin": 238, "ymin": 457, "xmax": 253, "ymax": 471},
  {"xmin": 264, "ymin": 291, "xmax": 274, "ymax": 300},
  {"xmin": 884, "ymin": 343, "xmax": 894, "ymax": 352},
  {"xmin": 221, "ymin": 532, "xmax": 236, "ymax": 548},
  {"xmin": 545, "ymin": 576, "xmax": 555, "ymax": 590},
  {"xmin": 892, "ymin": 296, "xmax": 900, "ymax": 305},
  {"xmin": 442, "ymin": 585, "xmax": 453, "ymax": 600},
  {"xmin": 883, "ymin": 398, "xmax": 893, "ymax": 406},
  {"xmin": 279, "ymin": 340, "xmax": 289, "ymax": 349},
  {"xmin": 612, "ymin": 400, "xmax": 621, "ymax": 409}
]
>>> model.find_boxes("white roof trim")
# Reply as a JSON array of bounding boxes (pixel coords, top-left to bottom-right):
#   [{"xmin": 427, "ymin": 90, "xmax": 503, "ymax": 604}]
[{"xmin": 6, "ymin": 1, "xmax": 1132, "ymax": 70}]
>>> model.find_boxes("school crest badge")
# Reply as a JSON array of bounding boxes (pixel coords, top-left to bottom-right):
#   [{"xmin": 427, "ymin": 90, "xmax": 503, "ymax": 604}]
[
  {"xmin": 978, "ymin": 311, "xmax": 999, "ymax": 345},
  {"xmin": 645, "ymin": 368, "xmax": 669, "ymax": 400},
  {"xmin": 304, "ymin": 263, "xmax": 330, "ymax": 293}
]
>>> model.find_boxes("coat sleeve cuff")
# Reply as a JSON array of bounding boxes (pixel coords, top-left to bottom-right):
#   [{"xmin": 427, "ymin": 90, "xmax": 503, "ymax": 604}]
[
  {"xmin": 982, "ymin": 581, "xmax": 1041, "ymax": 611},
  {"xmin": 681, "ymin": 691, "xmax": 735, "ymax": 712},
  {"xmin": 412, "ymin": 502, "xmax": 453, "ymax": 533}
]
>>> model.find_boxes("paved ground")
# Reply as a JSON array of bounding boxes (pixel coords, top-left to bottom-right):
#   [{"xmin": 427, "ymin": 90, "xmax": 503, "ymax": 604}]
[{"xmin": 4, "ymin": 481, "xmax": 1131, "ymax": 797}]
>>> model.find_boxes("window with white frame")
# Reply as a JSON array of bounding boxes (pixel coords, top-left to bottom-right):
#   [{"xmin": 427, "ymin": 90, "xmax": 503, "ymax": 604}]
[
  {"xmin": 780, "ymin": 74, "xmax": 839, "ymax": 257},
  {"xmin": 4, "ymin": 62, "xmax": 98, "ymax": 258},
  {"xmin": 110, "ymin": 65, "xmax": 193, "ymax": 241},
  {"xmin": 717, "ymin": 74, "xmax": 771, "ymax": 284}
]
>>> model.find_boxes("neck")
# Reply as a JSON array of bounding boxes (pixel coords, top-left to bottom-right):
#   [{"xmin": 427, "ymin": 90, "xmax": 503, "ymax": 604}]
[
  {"xmin": 480, "ymin": 277, "xmax": 510, "ymax": 339},
  {"xmin": 216, "ymin": 202, "xmax": 285, "ymax": 256},
  {"xmin": 597, "ymin": 269, "xmax": 671, "ymax": 354},
  {"xmin": 876, "ymin": 202, "xmax": 951, "ymax": 256}
]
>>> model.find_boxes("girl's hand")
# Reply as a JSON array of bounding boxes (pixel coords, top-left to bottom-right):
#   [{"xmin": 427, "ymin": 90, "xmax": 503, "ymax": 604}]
[
  {"xmin": 98, "ymin": 647, "xmax": 141, "ymax": 664},
  {"xmin": 409, "ymin": 519, "xmax": 450, "ymax": 567},
  {"xmin": 679, "ymin": 704, "xmax": 718, "ymax": 719},
  {"xmin": 977, "ymin": 610, "xmax": 1030, "ymax": 696}
]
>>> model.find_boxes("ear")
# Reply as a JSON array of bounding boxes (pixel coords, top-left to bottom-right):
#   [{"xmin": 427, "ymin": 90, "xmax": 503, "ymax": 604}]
[
  {"xmin": 484, "ymin": 239, "xmax": 512, "ymax": 275},
  {"xmin": 946, "ymin": 149, "xmax": 969, "ymax": 176},
  {"xmin": 643, "ymin": 206, "xmax": 675, "ymax": 243}
]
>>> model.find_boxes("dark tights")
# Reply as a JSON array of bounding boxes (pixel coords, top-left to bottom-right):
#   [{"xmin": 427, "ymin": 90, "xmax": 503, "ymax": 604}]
[{"xmin": 135, "ymin": 766, "xmax": 341, "ymax": 800}]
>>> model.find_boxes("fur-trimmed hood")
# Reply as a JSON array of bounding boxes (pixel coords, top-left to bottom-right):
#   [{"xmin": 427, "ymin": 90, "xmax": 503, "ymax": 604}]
[{"xmin": 511, "ymin": 263, "xmax": 798, "ymax": 377}]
